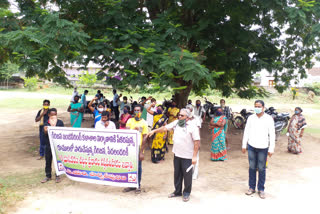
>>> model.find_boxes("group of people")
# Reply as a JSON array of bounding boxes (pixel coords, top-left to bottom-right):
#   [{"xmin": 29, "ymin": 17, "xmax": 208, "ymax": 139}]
[{"xmin": 35, "ymin": 88, "xmax": 307, "ymax": 201}]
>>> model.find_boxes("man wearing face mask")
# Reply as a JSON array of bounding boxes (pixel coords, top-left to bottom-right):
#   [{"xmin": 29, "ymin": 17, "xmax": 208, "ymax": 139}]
[
  {"xmin": 148, "ymin": 109, "xmax": 200, "ymax": 202},
  {"xmin": 242, "ymin": 100, "xmax": 275, "ymax": 199},
  {"xmin": 95, "ymin": 111, "xmax": 116, "ymax": 129},
  {"xmin": 88, "ymin": 97, "xmax": 105, "ymax": 127},
  {"xmin": 193, "ymin": 100, "xmax": 206, "ymax": 127},
  {"xmin": 42, "ymin": 108, "xmax": 64, "ymax": 183},
  {"xmin": 123, "ymin": 105, "xmax": 148, "ymax": 194},
  {"xmin": 35, "ymin": 99, "xmax": 50, "ymax": 160}
]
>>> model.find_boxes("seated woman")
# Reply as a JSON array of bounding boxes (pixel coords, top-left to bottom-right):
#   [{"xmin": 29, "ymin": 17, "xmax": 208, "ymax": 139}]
[
  {"xmin": 147, "ymin": 102, "xmax": 168, "ymax": 163},
  {"xmin": 210, "ymin": 107, "xmax": 227, "ymax": 161},
  {"xmin": 88, "ymin": 97, "xmax": 105, "ymax": 127}
]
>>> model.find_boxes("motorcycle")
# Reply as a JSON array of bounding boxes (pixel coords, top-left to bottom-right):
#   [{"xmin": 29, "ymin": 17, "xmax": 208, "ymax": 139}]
[
  {"xmin": 232, "ymin": 108, "xmax": 254, "ymax": 129},
  {"xmin": 265, "ymin": 107, "xmax": 290, "ymax": 139},
  {"xmin": 203, "ymin": 97, "xmax": 220, "ymax": 118}
]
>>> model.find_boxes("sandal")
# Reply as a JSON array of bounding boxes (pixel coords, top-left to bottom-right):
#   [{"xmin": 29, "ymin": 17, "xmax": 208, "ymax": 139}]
[
  {"xmin": 258, "ymin": 191, "xmax": 266, "ymax": 199},
  {"xmin": 41, "ymin": 177, "xmax": 51, "ymax": 183},
  {"xmin": 122, "ymin": 187, "xmax": 136, "ymax": 193},
  {"xmin": 168, "ymin": 192, "xmax": 182, "ymax": 198},
  {"xmin": 183, "ymin": 195, "xmax": 190, "ymax": 202},
  {"xmin": 245, "ymin": 188, "xmax": 256, "ymax": 196},
  {"xmin": 135, "ymin": 187, "xmax": 141, "ymax": 194},
  {"xmin": 55, "ymin": 176, "xmax": 61, "ymax": 183}
]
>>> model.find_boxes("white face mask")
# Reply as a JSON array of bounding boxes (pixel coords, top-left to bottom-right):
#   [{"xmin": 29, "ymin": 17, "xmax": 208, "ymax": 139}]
[{"xmin": 97, "ymin": 108, "xmax": 104, "ymax": 112}]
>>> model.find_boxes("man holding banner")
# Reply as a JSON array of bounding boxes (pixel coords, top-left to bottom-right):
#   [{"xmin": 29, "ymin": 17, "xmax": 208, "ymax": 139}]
[
  {"xmin": 42, "ymin": 108, "xmax": 64, "ymax": 183},
  {"xmin": 123, "ymin": 104, "xmax": 148, "ymax": 194},
  {"xmin": 148, "ymin": 108, "xmax": 200, "ymax": 202}
]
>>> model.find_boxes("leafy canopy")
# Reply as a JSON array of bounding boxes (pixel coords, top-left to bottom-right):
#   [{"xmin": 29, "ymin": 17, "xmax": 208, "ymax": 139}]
[{"xmin": 1, "ymin": 0, "xmax": 320, "ymax": 104}]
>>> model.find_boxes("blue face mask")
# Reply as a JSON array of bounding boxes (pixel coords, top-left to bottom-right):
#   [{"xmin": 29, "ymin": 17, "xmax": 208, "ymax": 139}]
[
  {"xmin": 216, "ymin": 111, "xmax": 223, "ymax": 116},
  {"xmin": 295, "ymin": 110, "xmax": 300, "ymax": 114},
  {"xmin": 254, "ymin": 107, "xmax": 263, "ymax": 114},
  {"xmin": 124, "ymin": 109, "xmax": 128, "ymax": 114},
  {"xmin": 157, "ymin": 109, "xmax": 163, "ymax": 114}
]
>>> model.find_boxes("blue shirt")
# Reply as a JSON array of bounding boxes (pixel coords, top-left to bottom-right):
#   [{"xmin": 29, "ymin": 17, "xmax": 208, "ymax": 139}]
[
  {"xmin": 94, "ymin": 109, "xmax": 102, "ymax": 127},
  {"xmin": 113, "ymin": 94, "xmax": 119, "ymax": 107}
]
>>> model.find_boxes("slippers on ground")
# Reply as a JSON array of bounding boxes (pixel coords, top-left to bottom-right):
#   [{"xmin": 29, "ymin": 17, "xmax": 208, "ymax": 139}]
[
  {"xmin": 183, "ymin": 195, "xmax": 190, "ymax": 202},
  {"xmin": 135, "ymin": 188, "xmax": 141, "ymax": 194},
  {"xmin": 168, "ymin": 193, "xmax": 182, "ymax": 198},
  {"xmin": 123, "ymin": 187, "xmax": 136, "ymax": 193}
]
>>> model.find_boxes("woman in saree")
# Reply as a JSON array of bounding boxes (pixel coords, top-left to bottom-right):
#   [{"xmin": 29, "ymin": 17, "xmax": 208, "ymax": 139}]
[
  {"xmin": 119, "ymin": 106, "xmax": 132, "ymax": 129},
  {"xmin": 287, "ymin": 107, "xmax": 307, "ymax": 154},
  {"xmin": 210, "ymin": 107, "xmax": 227, "ymax": 161},
  {"xmin": 147, "ymin": 103, "xmax": 168, "ymax": 163},
  {"xmin": 167, "ymin": 101, "xmax": 179, "ymax": 145},
  {"xmin": 67, "ymin": 95, "xmax": 84, "ymax": 128}
]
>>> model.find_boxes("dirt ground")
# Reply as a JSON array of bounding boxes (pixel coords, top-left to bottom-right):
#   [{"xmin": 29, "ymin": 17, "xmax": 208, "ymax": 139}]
[{"xmin": 1, "ymin": 105, "xmax": 320, "ymax": 214}]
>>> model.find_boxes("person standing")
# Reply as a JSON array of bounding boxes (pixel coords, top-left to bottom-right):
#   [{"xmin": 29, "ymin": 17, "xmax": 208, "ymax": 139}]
[
  {"xmin": 148, "ymin": 109, "xmax": 200, "ymax": 202},
  {"xmin": 123, "ymin": 105, "xmax": 148, "ymax": 194},
  {"xmin": 287, "ymin": 107, "xmax": 307, "ymax": 154},
  {"xmin": 167, "ymin": 101, "xmax": 180, "ymax": 145},
  {"xmin": 70, "ymin": 87, "xmax": 79, "ymax": 102},
  {"xmin": 41, "ymin": 108, "xmax": 64, "ymax": 183},
  {"xmin": 67, "ymin": 95, "xmax": 84, "ymax": 128},
  {"xmin": 35, "ymin": 100, "xmax": 50, "ymax": 160},
  {"xmin": 119, "ymin": 106, "xmax": 132, "ymax": 129},
  {"xmin": 193, "ymin": 100, "xmax": 206, "ymax": 126},
  {"xmin": 242, "ymin": 100, "xmax": 275, "ymax": 199},
  {"xmin": 220, "ymin": 99, "xmax": 231, "ymax": 149},
  {"xmin": 186, "ymin": 105, "xmax": 201, "ymax": 180},
  {"xmin": 112, "ymin": 89, "xmax": 121, "ymax": 121},
  {"xmin": 147, "ymin": 102, "xmax": 168, "ymax": 163},
  {"xmin": 88, "ymin": 97, "xmax": 105, "ymax": 127},
  {"xmin": 95, "ymin": 111, "xmax": 116, "ymax": 129},
  {"xmin": 210, "ymin": 107, "xmax": 227, "ymax": 161},
  {"xmin": 81, "ymin": 90, "xmax": 89, "ymax": 109}
]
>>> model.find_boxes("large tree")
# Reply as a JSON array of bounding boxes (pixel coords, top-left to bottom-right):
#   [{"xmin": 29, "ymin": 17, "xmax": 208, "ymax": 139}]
[{"xmin": 1, "ymin": 0, "xmax": 320, "ymax": 107}]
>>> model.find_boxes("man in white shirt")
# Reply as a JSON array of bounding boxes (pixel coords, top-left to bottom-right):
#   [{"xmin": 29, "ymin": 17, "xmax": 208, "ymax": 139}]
[
  {"xmin": 95, "ymin": 111, "xmax": 116, "ymax": 129},
  {"xmin": 148, "ymin": 108, "xmax": 200, "ymax": 202},
  {"xmin": 242, "ymin": 100, "xmax": 275, "ymax": 199},
  {"xmin": 70, "ymin": 87, "xmax": 79, "ymax": 102},
  {"xmin": 193, "ymin": 100, "xmax": 206, "ymax": 127},
  {"xmin": 186, "ymin": 105, "xmax": 201, "ymax": 180}
]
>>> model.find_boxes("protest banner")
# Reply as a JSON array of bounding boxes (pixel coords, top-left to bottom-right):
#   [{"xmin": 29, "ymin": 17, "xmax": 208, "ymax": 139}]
[{"xmin": 47, "ymin": 127, "xmax": 140, "ymax": 188}]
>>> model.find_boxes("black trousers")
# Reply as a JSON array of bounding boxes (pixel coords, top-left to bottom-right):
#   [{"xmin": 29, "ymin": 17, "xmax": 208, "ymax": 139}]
[
  {"xmin": 45, "ymin": 142, "xmax": 57, "ymax": 178},
  {"xmin": 114, "ymin": 106, "xmax": 120, "ymax": 121},
  {"xmin": 173, "ymin": 155, "xmax": 193, "ymax": 196}
]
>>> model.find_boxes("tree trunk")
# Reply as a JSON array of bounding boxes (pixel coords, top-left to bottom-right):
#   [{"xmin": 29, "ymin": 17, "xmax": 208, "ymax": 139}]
[
  {"xmin": 173, "ymin": 80, "xmax": 193, "ymax": 108},
  {"xmin": 6, "ymin": 78, "xmax": 8, "ymax": 90}
]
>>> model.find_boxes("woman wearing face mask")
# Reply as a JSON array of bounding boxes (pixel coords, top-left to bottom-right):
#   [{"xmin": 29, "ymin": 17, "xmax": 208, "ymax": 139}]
[
  {"xmin": 147, "ymin": 103, "xmax": 168, "ymax": 163},
  {"xmin": 287, "ymin": 107, "xmax": 307, "ymax": 154},
  {"xmin": 209, "ymin": 107, "xmax": 227, "ymax": 161},
  {"xmin": 88, "ymin": 97, "xmax": 105, "ymax": 127},
  {"xmin": 67, "ymin": 95, "xmax": 84, "ymax": 128},
  {"xmin": 167, "ymin": 101, "xmax": 180, "ymax": 145},
  {"xmin": 119, "ymin": 106, "xmax": 132, "ymax": 129}
]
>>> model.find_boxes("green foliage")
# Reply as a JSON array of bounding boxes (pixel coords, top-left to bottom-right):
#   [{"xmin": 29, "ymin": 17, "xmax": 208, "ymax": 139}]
[
  {"xmin": 305, "ymin": 82, "xmax": 320, "ymax": 95},
  {"xmin": 78, "ymin": 71, "xmax": 97, "ymax": 87},
  {"xmin": 23, "ymin": 77, "xmax": 38, "ymax": 91},
  {"xmin": 2, "ymin": 0, "xmax": 320, "ymax": 106},
  {"xmin": 0, "ymin": 61, "xmax": 19, "ymax": 81}
]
